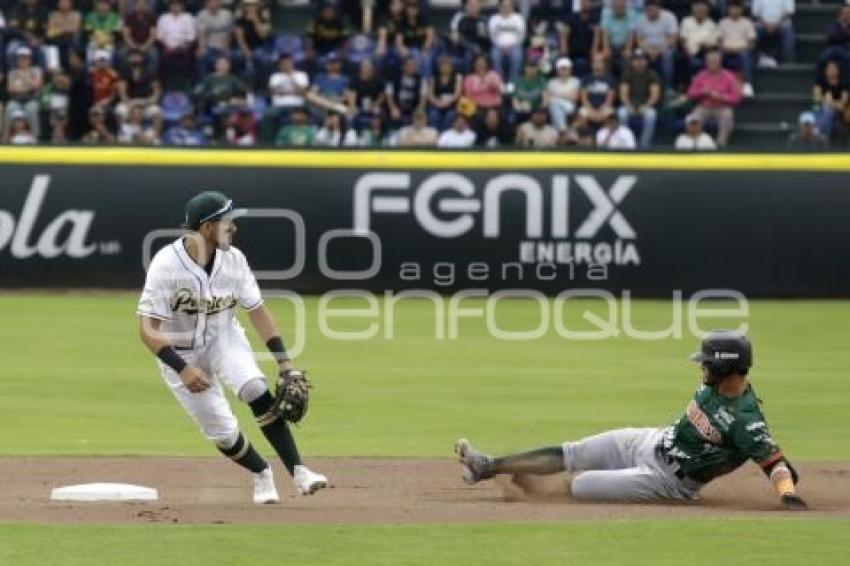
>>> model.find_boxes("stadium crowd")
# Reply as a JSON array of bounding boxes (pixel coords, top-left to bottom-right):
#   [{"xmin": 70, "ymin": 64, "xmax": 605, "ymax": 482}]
[{"xmin": 0, "ymin": 0, "xmax": 847, "ymax": 148}]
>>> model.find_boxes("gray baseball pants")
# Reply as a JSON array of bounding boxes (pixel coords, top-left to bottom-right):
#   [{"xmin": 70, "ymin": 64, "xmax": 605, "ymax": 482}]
[{"xmin": 562, "ymin": 427, "xmax": 703, "ymax": 502}]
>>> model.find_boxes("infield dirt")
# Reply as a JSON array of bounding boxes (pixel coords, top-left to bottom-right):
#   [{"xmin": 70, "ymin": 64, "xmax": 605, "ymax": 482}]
[{"xmin": 1, "ymin": 457, "xmax": 848, "ymax": 524}]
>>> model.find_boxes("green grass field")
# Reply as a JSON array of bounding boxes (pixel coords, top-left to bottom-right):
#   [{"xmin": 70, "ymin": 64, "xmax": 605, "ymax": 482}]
[{"xmin": 1, "ymin": 295, "xmax": 847, "ymax": 564}]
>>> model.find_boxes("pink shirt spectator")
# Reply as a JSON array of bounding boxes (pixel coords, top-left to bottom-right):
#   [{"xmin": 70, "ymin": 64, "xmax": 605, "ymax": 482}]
[
  {"xmin": 462, "ymin": 71, "xmax": 503, "ymax": 109},
  {"xmin": 687, "ymin": 68, "xmax": 742, "ymax": 108}
]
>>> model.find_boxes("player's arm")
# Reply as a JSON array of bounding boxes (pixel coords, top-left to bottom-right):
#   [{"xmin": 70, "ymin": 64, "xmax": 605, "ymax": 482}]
[
  {"xmin": 246, "ymin": 305, "xmax": 294, "ymax": 371},
  {"xmin": 138, "ymin": 315, "xmax": 211, "ymax": 393},
  {"xmin": 732, "ymin": 418, "xmax": 807, "ymax": 510}
]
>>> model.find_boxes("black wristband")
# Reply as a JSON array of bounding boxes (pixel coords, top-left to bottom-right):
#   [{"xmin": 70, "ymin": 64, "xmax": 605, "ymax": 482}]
[
  {"xmin": 266, "ymin": 336, "xmax": 289, "ymax": 363},
  {"xmin": 157, "ymin": 345, "xmax": 187, "ymax": 374}
]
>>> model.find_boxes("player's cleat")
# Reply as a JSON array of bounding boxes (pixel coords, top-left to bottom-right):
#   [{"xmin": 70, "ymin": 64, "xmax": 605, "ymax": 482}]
[
  {"xmin": 455, "ymin": 438, "xmax": 494, "ymax": 484},
  {"xmin": 293, "ymin": 465, "xmax": 328, "ymax": 495},
  {"xmin": 252, "ymin": 467, "xmax": 280, "ymax": 504}
]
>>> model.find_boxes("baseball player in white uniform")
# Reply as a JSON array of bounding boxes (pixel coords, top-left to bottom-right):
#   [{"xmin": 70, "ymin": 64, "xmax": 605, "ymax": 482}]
[{"xmin": 138, "ymin": 191, "xmax": 327, "ymax": 504}]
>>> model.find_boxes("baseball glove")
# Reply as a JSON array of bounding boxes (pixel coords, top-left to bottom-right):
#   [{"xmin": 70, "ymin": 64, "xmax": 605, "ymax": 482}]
[{"xmin": 272, "ymin": 368, "xmax": 311, "ymax": 423}]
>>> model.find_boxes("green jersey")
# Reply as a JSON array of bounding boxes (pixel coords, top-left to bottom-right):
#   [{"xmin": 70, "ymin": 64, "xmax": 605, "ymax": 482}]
[{"xmin": 661, "ymin": 383, "xmax": 783, "ymax": 484}]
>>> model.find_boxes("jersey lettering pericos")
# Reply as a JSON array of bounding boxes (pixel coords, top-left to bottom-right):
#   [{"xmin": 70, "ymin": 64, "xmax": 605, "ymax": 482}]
[
  {"xmin": 661, "ymin": 383, "xmax": 783, "ymax": 484},
  {"xmin": 137, "ymin": 239, "xmax": 263, "ymax": 350}
]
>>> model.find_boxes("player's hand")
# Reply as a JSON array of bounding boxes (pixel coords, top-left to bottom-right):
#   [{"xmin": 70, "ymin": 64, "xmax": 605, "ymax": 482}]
[
  {"xmin": 180, "ymin": 366, "xmax": 211, "ymax": 393},
  {"xmin": 781, "ymin": 493, "xmax": 808, "ymax": 511}
]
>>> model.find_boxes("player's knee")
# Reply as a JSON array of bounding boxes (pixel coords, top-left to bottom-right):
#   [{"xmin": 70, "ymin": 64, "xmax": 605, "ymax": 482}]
[
  {"xmin": 200, "ymin": 417, "xmax": 240, "ymax": 447},
  {"xmin": 238, "ymin": 377, "xmax": 269, "ymax": 404},
  {"xmin": 213, "ymin": 429, "xmax": 241, "ymax": 451},
  {"xmin": 570, "ymin": 473, "xmax": 604, "ymax": 501}
]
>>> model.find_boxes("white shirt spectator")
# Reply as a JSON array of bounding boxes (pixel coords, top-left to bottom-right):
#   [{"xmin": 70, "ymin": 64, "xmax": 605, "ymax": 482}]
[
  {"xmin": 269, "ymin": 70, "xmax": 309, "ymax": 108},
  {"xmin": 156, "ymin": 11, "xmax": 197, "ymax": 49},
  {"xmin": 752, "ymin": 0, "xmax": 795, "ymax": 26},
  {"xmin": 718, "ymin": 16, "xmax": 756, "ymax": 51},
  {"xmin": 438, "ymin": 127, "xmax": 476, "ymax": 148},
  {"xmin": 596, "ymin": 124, "xmax": 637, "ymax": 149},
  {"xmin": 488, "ymin": 12, "xmax": 526, "ymax": 49},
  {"xmin": 675, "ymin": 132, "xmax": 717, "ymax": 150},
  {"xmin": 10, "ymin": 132, "xmax": 36, "ymax": 144},
  {"xmin": 547, "ymin": 75, "xmax": 581, "ymax": 102},
  {"xmin": 680, "ymin": 16, "xmax": 719, "ymax": 56},
  {"xmin": 636, "ymin": 9, "xmax": 678, "ymax": 52}
]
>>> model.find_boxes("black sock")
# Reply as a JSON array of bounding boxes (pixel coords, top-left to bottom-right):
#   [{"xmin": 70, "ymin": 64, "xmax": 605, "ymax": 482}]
[
  {"xmin": 249, "ymin": 391, "xmax": 302, "ymax": 476},
  {"xmin": 217, "ymin": 432, "xmax": 268, "ymax": 474}
]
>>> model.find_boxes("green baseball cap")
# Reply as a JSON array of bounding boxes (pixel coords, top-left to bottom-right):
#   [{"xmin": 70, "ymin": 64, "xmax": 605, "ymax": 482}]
[{"xmin": 183, "ymin": 191, "xmax": 234, "ymax": 230}]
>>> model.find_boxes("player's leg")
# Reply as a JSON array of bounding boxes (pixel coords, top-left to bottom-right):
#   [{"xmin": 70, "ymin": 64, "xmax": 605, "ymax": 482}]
[
  {"xmin": 456, "ymin": 428, "xmax": 656, "ymax": 483},
  {"xmin": 570, "ymin": 467, "xmax": 674, "ymax": 502},
  {"xmin": 214, "ymin": 330, "xmax": 327, "ymax": 494},
  {"xmin": 158, "ymin": 360, "xmax": 278, "ymax": 503}
]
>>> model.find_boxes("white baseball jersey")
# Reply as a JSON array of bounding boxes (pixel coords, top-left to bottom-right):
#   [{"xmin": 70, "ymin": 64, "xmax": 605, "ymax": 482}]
[
  {"xmin": 138, "ymin": 238, "xmax": 263, "ymax": 350},
  {"xmin": 138, "ymin": 238, "xmax": 266, "ymax": 444}
]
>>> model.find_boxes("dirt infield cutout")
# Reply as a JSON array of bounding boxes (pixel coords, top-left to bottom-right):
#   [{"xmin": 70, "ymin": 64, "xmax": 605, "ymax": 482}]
[{"xmin": 2, "ymin": 457, "xmax": 848, "ymax": 524}]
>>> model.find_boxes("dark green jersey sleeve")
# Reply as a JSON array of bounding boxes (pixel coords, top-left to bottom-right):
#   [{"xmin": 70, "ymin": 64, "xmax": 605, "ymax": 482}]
[{"xmin": 730, "ymin": 410, "xmax": 783, "ymax": 467}]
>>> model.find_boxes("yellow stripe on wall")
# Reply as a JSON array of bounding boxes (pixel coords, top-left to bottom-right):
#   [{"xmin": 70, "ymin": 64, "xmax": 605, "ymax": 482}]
[{"xmin": 0, "ymin": 147, "xmax": 847, "ymax": 170}]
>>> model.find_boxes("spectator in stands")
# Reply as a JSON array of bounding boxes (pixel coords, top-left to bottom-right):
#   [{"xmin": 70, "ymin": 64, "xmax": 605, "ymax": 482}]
[
  {"xmin": 396, "ymin": 0, "xmax": 437, "ymax": 77},
  {"xmin": 90, "ymin": 49, "xmax": 120, "ymax": 111},
  {"xmin": 635, "ymin": 0, "xmax": 677, "ymax": 91},
  {"xmin": 315, "ymin": 112, "xmax": 355, "ymax": 146},
  {"xmin": 123, "ymin": 0, "xmax": 158, "ymax": 75},
  {"xmin": 307, "ymin": 1, "xmax": 350, "ymax": 60},
  {"xmin": 437, "ymin": 113, "xmax": 476, "ymax": 148},
  {"xmin": 233, "ymin": 0, "xmax": 272, "ymax": 81},
  {"xmin": 674, "ymin": 112, "xmax": 717, "ymax": 149},
  {"xmin": 462, "ymin": 54, "xmax": 504, "ymax": 113},
  {"xmin": 386, "ymin": 55, "xmax": 426, "ymax": 127},
  {"xmin": 5, "ymin": 110, "xmax": 37, "ymax": 144},
  {"xmin": 752, "ymin": 0, "xmax": 795, "ymax": 66},
  {"xmin": 193, "ymin": 56, "xmax": 248, "ymax": 119},
  {"xmin": 476, "ymin": 107, "xmax": 513, "ymax": 147},
  {"xmin": 813, "ymin": 60, "xmax": 848, "ymax": 139},
  {"xmin": 451, "ymin": 0, "xmax": 491, "ymax": 55},
  {"xmin": 275, "ymin": 105, "xmax": 315, "ymax": 146},
  {"xmin": 512, "ymin": 58, "xmax": 548, "ymax": 126},
  {"xmin": 398, "ymin": 108, "xmax": 438, "ymax": 146},
  {"xmin": 262, "ymin": 53, "xmax": 309, "ymax": 139},
  {"xmin": 516, "ymin": 106, "xmax": 558, "ymax": 147},
  {"xmin": 680, "ymin": 0, "xmax": 718, "ymax": 73},
  {"xmin": 46, "ymin": 0, "xmax": 82, "ymax": 69},
  {"xmin": 345, "ymin": 58, "xmax": 385, "ymax": 130},
  {"xmin": 547, "ymin": 56, "xmax": 581, "ymax": 133},
  {"xmin": 43, "ymin": 71, "xmax": 72, "ymax": 142},
  {"xmin": 600, "ymin": 0, "xmax": 638, "ymax": 66},
  {"xmin": 686, "ymin": 49, "xmax": 742, "ymax": 146},
  {"xmin": 489, "ymin": 0, "xmax": 526, "ymax": 83},
  {"xmin": 426, "ymin": 55, "xmax": 461, "ymax": 131},
  {"xmin": 595, "ymin": 112, "xmax": 636, "ymax": 149},
  {"xmin": 618, "ymin": 49, "xmax": 660, "ymax": 148},
  {"xmin": 7, "ymin": 0, "xmax": 49, "ymax": 53},
  {"xmin": 578, "ymin": 54, "xmax": 616, "ymax": 130},
  {"xmin": 718, "ymin": 0, "xmax": 756, "ymax": 97},
  {"xmin": 559, "ymin": 0, "xmax": 602, "ymax": 78},
  {"xmin": 787, "ymin": 110, "xmax": 828, "ymax": 149},
  {"xmin": 164, "ymin": 109, "xmax": 207, "ymax": 145},
  {"xmin": 84, "ymin": 0, "xmax": 121, "ymax": 63},
  {"xmin": 349, "ymin": 112, "xmax": 391, "ymax": 147},
  {"xmin": 5, "ymin": 47, "xmax": 43, "ymax": 140},
  {"xmin": 196, "ymin": 0, "xmax": 234, "ymax": 77},
  {"xmin": 376, "ymin": 0, "xmax": 406, "ymax": 60},
  {"xmin": 82, "ymin": 105, "xmax": 116, "ymax": 143},
  {"xmin": 116, "ymin": 48, "xmax": 162, "ymax": 132},
  {"xmin": 156, "ymin": 0, "xmax": 196, "ymax": 83},
  {"xmin": 118, "ymin": 102, "xmax": 159, "ymax": 144},
  {"xmin": 309, "ymin": 52, "xmax": 350, "ymax": 116},
  {"xmin": 823, "ymin": 6, "xmax": 850, "ymax": 69}
]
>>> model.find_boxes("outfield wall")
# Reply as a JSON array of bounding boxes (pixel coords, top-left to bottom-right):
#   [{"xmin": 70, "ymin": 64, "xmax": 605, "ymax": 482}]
[{"xmin": 0, "ymin": 148, "xmax": 848, "ymax": 297}]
